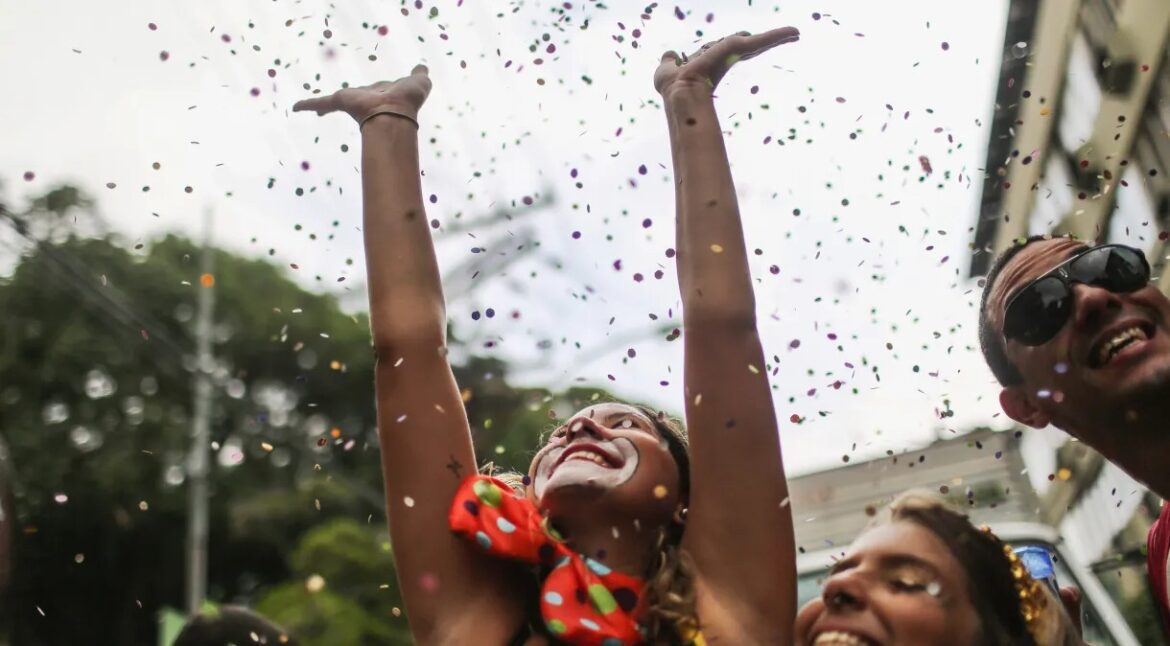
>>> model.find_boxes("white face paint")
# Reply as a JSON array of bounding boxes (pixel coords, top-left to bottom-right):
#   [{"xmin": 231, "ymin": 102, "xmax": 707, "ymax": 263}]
[{"xmin": 533, "ymin": 437, "xmax": 641, "ymax": 503}]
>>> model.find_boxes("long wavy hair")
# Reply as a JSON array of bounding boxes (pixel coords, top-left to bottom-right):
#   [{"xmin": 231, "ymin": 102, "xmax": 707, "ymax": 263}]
[
  {"xmin": 875, "ymin": 493, "xmax": 1077, "ymax": 646},
  {"xmin": 632, "ymin": 405, "xmax": 696, "ymax": 644},
  {"xmin": 491, "ymin": 403, "xmax": 697, "ymax": 644}
]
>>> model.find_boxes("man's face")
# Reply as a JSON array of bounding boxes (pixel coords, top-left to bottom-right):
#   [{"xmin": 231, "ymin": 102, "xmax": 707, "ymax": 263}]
[{"xmin": 988, "ymin": 239, "xmax": 1170, "ymax": 438}]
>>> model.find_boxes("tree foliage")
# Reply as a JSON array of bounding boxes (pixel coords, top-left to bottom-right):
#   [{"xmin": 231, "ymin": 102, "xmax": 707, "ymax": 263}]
[
  {"xmin": 0, "ymin": 185, "xmax": 621, "ymax": 644},
  {"xmin": 256, "ymin": 518, "xmax": 410, "ymax": 645}
]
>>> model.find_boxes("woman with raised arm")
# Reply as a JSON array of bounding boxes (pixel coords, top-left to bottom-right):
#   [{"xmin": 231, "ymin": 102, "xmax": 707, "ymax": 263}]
[{"xmin": 294, "ymin": 28, "xmax": 800, "ymax": 645}]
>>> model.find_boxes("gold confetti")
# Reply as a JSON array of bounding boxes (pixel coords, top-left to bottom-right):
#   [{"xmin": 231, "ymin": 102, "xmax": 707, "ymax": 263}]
[{"xmin": 710, "ymin": 243, "xmax": 724, "ymax": 253}]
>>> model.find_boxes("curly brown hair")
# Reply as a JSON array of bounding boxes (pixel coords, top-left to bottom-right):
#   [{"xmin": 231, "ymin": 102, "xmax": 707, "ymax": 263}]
[{"xmin": 632, "ymin": 405, "xmax": 697, "ymax": 644}]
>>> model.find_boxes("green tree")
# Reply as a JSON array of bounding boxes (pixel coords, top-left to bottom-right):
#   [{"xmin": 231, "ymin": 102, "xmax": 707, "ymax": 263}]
[
  {"xmin": 256, "ymin": 518, "xmax": 410, "ymax": 645},
  {"xmin": 0, "ymin": 186, "xmax": 384, "ymax": 644},
  {"xmin": 0, "ymin": 185, "xmax": 625, "ymax": 644}
]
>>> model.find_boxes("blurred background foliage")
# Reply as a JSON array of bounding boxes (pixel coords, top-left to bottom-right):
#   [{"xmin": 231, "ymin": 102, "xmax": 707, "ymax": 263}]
[{"xmin": 0, "ymin": 184, "xmax": 617, "ymax": 645}]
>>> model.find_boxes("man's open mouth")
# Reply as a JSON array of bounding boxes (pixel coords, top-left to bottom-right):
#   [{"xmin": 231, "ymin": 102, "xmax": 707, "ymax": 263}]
[{"xmin": 1090, "ymin": 322, "xmax": 1155, "ymax": 368}]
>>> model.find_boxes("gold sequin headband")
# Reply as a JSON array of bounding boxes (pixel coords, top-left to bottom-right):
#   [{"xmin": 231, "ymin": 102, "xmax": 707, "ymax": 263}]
[
  {"xmin": 979, "ymin": 526, "xmax": 1049, "ymax": 643},
  {"xmin": 1002, "ymin": 543, "xmax": 1049, "ymax": 643}
]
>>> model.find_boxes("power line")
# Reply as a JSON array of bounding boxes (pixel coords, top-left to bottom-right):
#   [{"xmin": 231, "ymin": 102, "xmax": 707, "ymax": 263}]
[{"xmin": 0, "ymin": 206, "xmax": 192, "ymax": 368}]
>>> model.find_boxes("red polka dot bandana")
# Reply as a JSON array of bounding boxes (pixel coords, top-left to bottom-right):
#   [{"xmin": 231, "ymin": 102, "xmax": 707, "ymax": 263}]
[{"xmin": 449, "ymin": 475, "xmax": 645, "ymax": 645}]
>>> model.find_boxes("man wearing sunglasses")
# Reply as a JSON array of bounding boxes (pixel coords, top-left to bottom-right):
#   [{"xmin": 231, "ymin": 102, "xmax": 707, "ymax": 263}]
[{"xmin": 978, "ymin": 235, "xmax": 1170, "ymax": 631}]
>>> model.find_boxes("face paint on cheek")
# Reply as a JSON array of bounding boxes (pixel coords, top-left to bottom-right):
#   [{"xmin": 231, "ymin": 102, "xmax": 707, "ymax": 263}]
[
  {"xmin": 533, "ymin": 439, "xmax": 642, "ymax": 500},
  {"xmin": 531, "ymin": 449, "xmax": 558, "ymax": 499}
]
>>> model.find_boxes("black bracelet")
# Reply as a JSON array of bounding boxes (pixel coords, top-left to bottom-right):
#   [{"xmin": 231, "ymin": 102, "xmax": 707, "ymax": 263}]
[{"xmin": 360, "ymin": 110, "xmax": 419, "ymax": 131}]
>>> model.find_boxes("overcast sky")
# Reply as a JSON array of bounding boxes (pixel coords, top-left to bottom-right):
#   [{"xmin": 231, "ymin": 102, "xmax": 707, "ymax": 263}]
[{"xmin": 1, "ymin": 0, "xmax": 1027, "ymax": 474}]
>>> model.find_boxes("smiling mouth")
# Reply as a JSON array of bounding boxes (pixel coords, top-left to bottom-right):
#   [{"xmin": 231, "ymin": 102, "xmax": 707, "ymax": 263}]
[
  {"xmin": 562, "ymin": 449, "xmax": 616, "ymax": 467},
  {"xmin": 553, "ymin": 445, "xmax": 622, "ymax": 471},
  {"xmin": 812, "ymin": 631, "xmax": 875, "ymax": 646},
  {"xmin": 1091, "ymin": 323, "xmax": 1154, "ymax": 368}
]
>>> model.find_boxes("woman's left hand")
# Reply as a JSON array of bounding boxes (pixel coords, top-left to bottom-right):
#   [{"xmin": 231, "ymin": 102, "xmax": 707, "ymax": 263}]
[
  {"xmin": 654, "ymin": 27, "xmax": 800, "ymax": 98},
  {"xmin": 292, "ymin": 64, "xmax": 432, "ymax": 125}
]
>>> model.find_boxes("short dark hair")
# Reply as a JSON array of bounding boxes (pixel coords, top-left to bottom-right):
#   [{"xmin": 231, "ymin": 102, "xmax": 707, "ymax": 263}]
[
  {"xmin": 173, "ymin": 606, "xmax": 297, "ymax": 646},
  {"xmin": 978, "ymin": 235, "xmax": 1083, "ymax": 386}
]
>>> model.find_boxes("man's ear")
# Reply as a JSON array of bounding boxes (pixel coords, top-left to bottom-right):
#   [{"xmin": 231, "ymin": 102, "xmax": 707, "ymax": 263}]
[{"xmin": 1000, "ymin": 386, "xmax": 1051, "ymax": 428}]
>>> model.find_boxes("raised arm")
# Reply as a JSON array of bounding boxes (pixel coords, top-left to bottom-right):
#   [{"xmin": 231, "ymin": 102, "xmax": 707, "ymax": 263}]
[
  {"xmin": 293, "ymin": 66, "xmax": 527, "ymax": 644},
  {"xmin": 655, "ymin": 30, "xmax": 800, "ymax": 641}
]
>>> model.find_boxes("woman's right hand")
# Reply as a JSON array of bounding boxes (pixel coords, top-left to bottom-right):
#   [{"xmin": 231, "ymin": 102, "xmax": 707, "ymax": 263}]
[
  {"xmin": 292, "ymin": 64, "xmax": 432, "ymax": 125},
  {"xmin": 654, "ymin": 27, "xmax": 799, "ymax": 99}
]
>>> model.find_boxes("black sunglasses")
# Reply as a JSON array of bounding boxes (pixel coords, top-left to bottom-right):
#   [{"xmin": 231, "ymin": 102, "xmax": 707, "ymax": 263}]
[{"xmin": 1002, "ymin": 244, "xmax": 1151, "ymax": 346}]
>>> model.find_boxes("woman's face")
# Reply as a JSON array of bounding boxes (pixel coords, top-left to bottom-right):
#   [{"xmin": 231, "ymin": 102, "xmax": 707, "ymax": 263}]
[
  {"xmin": 793, "ymin": 521, "xmax": 981, "ymax": 646},
  {"xmin": 527, "ymin": 403, "xmax": 681, "ymax": 521}
]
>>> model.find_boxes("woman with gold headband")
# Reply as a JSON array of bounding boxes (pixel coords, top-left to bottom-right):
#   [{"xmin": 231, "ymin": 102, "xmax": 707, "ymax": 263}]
[{"xmin": 794, "ymin": 492, "xmax": 1082, "ymax": 645}]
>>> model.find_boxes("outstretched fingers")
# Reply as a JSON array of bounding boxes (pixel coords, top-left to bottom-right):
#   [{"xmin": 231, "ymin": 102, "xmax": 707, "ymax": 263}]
[
  {"xmin": 698, "ymin": 26, "xmax": 799, "ymax": 64},
  {"xmin": 736, "ymin": 26, "xmax": 800, "ymax": 59},
  {"xmin": 291, "ymin": 94, "xmax": 337, "ymax": 116}
]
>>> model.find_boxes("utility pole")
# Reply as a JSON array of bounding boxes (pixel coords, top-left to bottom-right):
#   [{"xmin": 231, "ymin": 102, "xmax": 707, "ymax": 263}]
[{"xmin": 185, "ymin": 209, "xmax": 216, "ymax": 615}]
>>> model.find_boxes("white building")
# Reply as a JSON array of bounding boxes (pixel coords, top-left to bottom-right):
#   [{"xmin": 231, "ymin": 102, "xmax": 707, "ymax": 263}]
[{"xmin": 967, "ymin": 0, "xmax": 1170, "ymax": 633}]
